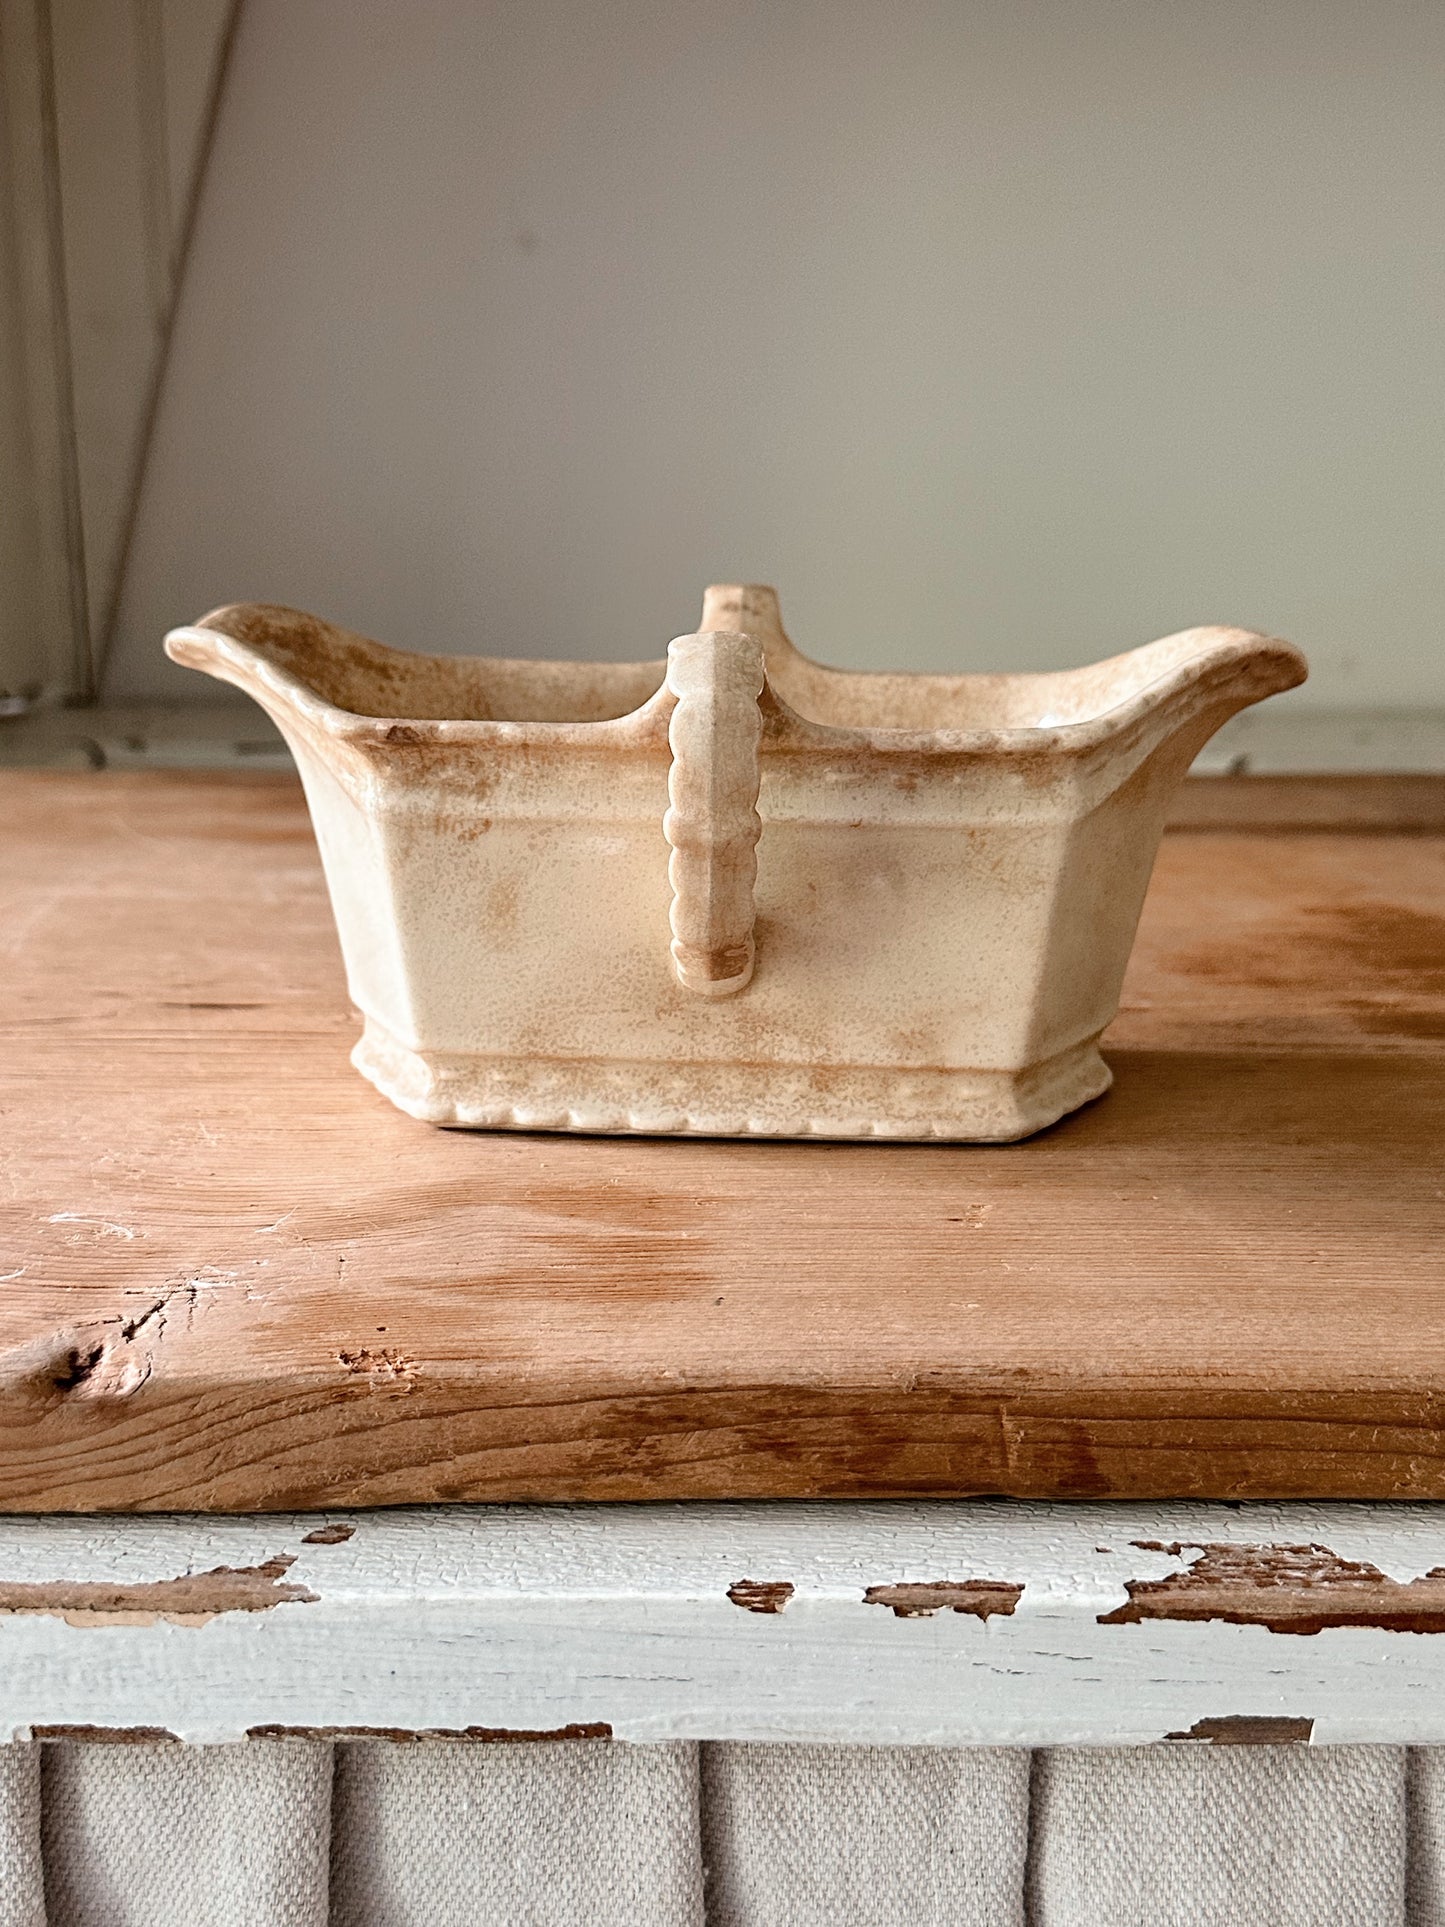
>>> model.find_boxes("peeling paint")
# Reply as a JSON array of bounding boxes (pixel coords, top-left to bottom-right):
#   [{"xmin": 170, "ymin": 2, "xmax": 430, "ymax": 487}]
[
  {"xmin": 864, "ymin": 1580, "xmax": 1023, "ymax": 1620},
  {"xmin": 1166, "ymin": 1715, "xmax": 1314, "ymax": 1744},
  {"xmin": 302, "ymin": 1523, "xmax": 356, "ymax": 1545},
  {"xmin": 1103, "ymin": 1542, "xmax": 1445, "ymax": 1635},
  {"xmin": 246, "ymin": 1722, "xmax": 611, "ymax": 1744},
  {"xmin": 727, "ymin": 1579, "xmax": 794, "ymax": 1614},
  {"xmin": 0, "ymin": 1555, "xmax": 318, "ymax": 1628},
  {"xmin": 30, "ymin": 1725, "xmax": 179, "ymax": 1744}
]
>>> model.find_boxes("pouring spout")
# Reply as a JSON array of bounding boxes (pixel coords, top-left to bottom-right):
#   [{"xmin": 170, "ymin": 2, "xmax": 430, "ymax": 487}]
[
  {"xmin": 164, "ymin": 604, "xmax": 342, "ymax": 737},
  {"xmin": 1091, "ymin": 624, "xmax": 1307, "ymax": 771}
]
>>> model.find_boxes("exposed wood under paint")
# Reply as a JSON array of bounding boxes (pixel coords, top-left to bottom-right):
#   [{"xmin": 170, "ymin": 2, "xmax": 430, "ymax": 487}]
[
  {"xmin": 1, "ymin": 1504, "xmax": 1445, "ymax": 1744},
  {"xmin": 1, "ymin": 769, "xmax": 1442, "ymax": 1507}
]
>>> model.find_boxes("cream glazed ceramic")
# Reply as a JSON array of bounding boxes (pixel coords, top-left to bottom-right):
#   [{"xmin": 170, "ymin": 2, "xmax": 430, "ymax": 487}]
[{"xmin": 165, "ymin": 586, "xmax": 1306, "ymax": 1140}]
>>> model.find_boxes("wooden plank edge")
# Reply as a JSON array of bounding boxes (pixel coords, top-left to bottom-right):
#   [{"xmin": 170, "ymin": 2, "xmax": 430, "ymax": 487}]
[
  {"xmin": 5, "ymin": 1376, "xmax": 1445, "ymax": 1510},
  {"xmin": 1170, "ymin": 773, "xmax": 1445, "ymax": 832}
]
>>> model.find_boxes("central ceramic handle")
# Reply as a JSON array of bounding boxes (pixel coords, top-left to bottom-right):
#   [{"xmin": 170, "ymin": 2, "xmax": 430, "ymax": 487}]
[{"xmin": 664, "ymin": 630, "xmax": 764, "ymax": 997}]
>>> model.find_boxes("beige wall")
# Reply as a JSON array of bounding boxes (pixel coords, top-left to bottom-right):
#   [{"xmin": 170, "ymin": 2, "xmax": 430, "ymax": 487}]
[{"xmin": 110, "ymin": 0, "xmax": 1445, "ymax": 708}]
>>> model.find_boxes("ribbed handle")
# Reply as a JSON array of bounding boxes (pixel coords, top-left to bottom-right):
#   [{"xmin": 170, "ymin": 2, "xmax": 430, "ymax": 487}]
[{"xmin": 663, "ymin": 630, "xmax": 764, "ymax": 997}]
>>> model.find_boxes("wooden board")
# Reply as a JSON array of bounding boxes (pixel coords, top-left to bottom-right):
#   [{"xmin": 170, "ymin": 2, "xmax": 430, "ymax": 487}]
[
  {"xmin": 5, "ymin": 1500, "xmax": 1445, "ymax": 1744},
  {"xmin": 1, "ymin": 770, "xmax": 1443, "ymax": 1510}
]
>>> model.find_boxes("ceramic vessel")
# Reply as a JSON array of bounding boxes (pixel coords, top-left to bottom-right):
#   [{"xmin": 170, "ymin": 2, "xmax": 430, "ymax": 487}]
[{"xmin": 166, "ymin": 585, "xmax": 1305, "ymax": 1140}]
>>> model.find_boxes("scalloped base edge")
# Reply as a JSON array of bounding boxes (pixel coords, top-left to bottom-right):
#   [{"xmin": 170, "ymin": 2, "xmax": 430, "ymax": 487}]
[{"xmin": 351, "ymin": 1023, "xmax": 1113, "ymax": 1142}]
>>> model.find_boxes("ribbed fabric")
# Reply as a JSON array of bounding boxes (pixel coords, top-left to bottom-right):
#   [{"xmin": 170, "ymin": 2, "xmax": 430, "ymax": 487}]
[
  {"xmin": 7, "ymin": 1739, "xmax": 1438, "ymax": 1925},
  {"xmin": 0, "ymin": 1747, "xmax": 42, "ymax": 1927},
  {"xmin": 1409, "ymin": 1750, "xmax": 1445, "ymax": 1926},
  {"xmin": 703, "ymin": 1743, "xmax": 1029, "ymax": 1926},
  {"xmin": 40, "ymin": 1740, "xmax": 332, "ymax": 1927},
  {"xmin": 1028, "ymin": 1745, "xmax": 1407, "ymax": 1927},
  {"xmin": 329, "ymin": 1739, "xmax": 703, "ymax": 1927}
]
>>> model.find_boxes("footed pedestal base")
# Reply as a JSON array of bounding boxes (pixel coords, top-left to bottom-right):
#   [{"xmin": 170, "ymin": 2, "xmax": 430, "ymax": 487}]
[{"xmin": 351, "ymin": 1019, "xmax": 1113, "ymax": 1142}]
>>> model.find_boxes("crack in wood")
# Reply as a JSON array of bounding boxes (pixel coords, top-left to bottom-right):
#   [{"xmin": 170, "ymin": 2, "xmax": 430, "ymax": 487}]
[{"xmin": 0, "ymin": 1286, "xmax": 200, "ymax": 1406}]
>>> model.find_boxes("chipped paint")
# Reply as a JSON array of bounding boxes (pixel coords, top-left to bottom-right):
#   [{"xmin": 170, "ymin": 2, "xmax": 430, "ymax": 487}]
[
  {"xmin": 30, "ymin": 1724, "xmax": 180, "ymax": 1744},
  {"xmin": 246, "ymin": 1722, "xmax": 611, "ymax": 1744},
  {"xmin": 1166, "ymin": 1716, "xmax": 1314, "ymax": 1744},
  {"xmin": 8, "ymin": 1506, "xmax": 1445, "ymax": 1745},
  {"xmin": 864, "ymin": 1580, "xmax": 1024, "ymax": 1620},
  {"xmin": 0, "ymin": 1555, "xmax": 318, "ymax": 1628},
  {"xmin": 301, "ymin": 1523, "xmax": 355, "ymax": 1545},
  {"xmin": 1101, "ymin": 1542, "xmax": 1445, "ymax": 1635},
  {"xmin": 727, "ymin": 1579, "xmax": 794, "ymax": 1614}
]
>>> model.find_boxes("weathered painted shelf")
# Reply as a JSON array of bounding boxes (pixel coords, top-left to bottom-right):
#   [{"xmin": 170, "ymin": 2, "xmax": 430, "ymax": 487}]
[
  {"xmin": 1, "ymin": 770, "xmax": 1442, "ymax": 1508},
  {"xmin": 5, "ymin": 1503, "xmax": 1445, "ymax": 1745}
]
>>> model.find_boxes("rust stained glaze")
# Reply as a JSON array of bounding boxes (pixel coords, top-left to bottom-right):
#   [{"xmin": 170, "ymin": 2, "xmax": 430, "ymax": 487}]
[
  {"xmin": 727, "ymin": 1579, "xmax": 795, "ymax": 1614},
  {"xmin": 1102, "ymin": 1542, "xmax": 1445, "ymax": 1635},
  {"xmin": 864, "ymin": 1580, "xmax": 1024, "ymax": 1620},
  {"xmin": 1166, "ymin": 1716, "xmax": 1315, "ymax": 1745},
  {"xmin": 0, "ymin": 1555, "xmax": 318, "ymax": 1628},
  {"xmin": 247, "ymin": 1723, "xmax": 612, "ymax": 1744},
  {"xmin": 165, "ymin": 586, "xmax": 1305, "ymax": 1143}
]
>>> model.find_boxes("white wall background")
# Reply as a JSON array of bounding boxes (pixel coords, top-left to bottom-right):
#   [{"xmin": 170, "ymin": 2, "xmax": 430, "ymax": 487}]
[{"xmin": 109, "ymin": 0, "xmax": 1445, "ymax": 707}]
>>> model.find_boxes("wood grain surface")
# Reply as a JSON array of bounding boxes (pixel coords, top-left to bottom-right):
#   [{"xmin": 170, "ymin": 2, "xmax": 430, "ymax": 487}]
[{"xmin": 2, "ymin": 770, "xmax": 1443, "ymax": 1510}]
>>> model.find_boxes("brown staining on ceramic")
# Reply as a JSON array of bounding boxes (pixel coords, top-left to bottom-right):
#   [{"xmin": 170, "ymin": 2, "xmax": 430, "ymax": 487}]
[
  {"xmin": 31, "ymin": 1725, "xmax": 181, "ymax": 1744},
  {"xmin": 177, "ymin": 601, "xmax": 665, "ymax": 728},
  {"xmin": 246, "ymin": 1722, "xmax": 612, "ymax": 1744},
  {"xmin": 1166, "ymin": 1716, "xmax": 1314, "ymax": 1745},
  {"xmin": 864, "ymin": 1580, "xmax": 1024, "ymax": 1621},
  {"xmin": 0, "ymin": 1554, "xmax": 318, "ymax": 1628},
  {"xmin": 664, "ymin": 630, "xmax": 765, "ymax": 997},
  {"xmin": 301, "ymin": 1523, "xmax": 355, "ymax": 1545},
  {"xmin": 727, "ymin": 1579, "xmax": 795, "ymax": 1614},
  {"xmin": 1102, "ymin": 1542, "xmax": 1445, "ymax": 1636},
  {"xmin": 168, "ymin": 586, "xmax": 1306, "ymax": 1141}
]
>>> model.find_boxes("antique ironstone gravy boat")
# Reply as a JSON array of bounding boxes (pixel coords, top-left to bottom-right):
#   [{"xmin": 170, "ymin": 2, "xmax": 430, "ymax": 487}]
[{"xmin": 166, "ymin": 585, "xmax": 1305, "ymax": 1140}]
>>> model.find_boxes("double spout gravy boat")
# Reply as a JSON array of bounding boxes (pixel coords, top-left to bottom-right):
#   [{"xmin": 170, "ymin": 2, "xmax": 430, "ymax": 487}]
[{"xmin": 167, "ymin": 585, "xmax": 1305, "ymax": 1141}]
